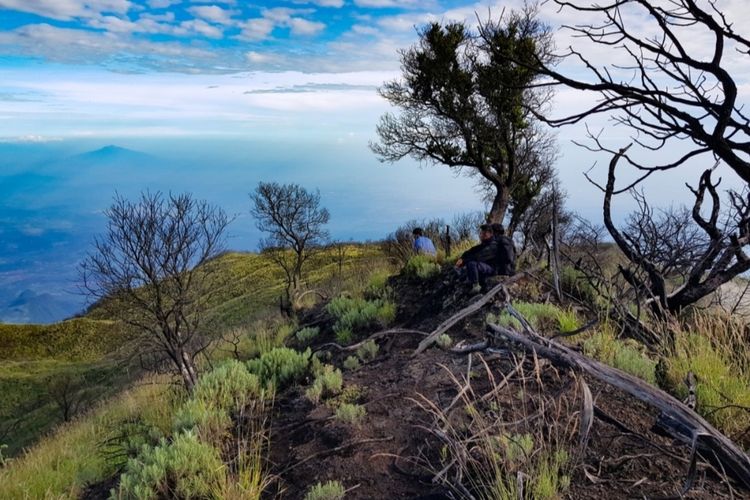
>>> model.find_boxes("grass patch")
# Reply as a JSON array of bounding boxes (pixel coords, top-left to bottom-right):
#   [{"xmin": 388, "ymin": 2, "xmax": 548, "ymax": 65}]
[
  {"xmin": 304, "ymin": 480, "xmax": 346, "ymax": 500},
  {"xmin": 582, "ymin": 325, "xmax": 657, "ymax": 384},
  {"xmin": 326, "ymin": 296, "xmax": 396, "ymax": 343},
  {"xmin": 246, "ymin": 347, "xmax": 311, "ymax": 390},
  {"xmin": 355, "ymin": 339, "xmax": 379, "ymax": 363},
  {"xmin": 306, "ymin": 365, "xmax": 343, "ymax": 403},
  {"xmin": 335, "ymin": 403, "xmax": 366, "ymax": 424},
  {"xmin": 661, "ymin": 312, "xmax": 750, "ymax": 446},
  {"xmin": 404, "ymin": 255, "xmax": 441, "ymax": 279},
  {"xmin": 488, "ymin": 302, "xmax": 581, "ymax": 334}
]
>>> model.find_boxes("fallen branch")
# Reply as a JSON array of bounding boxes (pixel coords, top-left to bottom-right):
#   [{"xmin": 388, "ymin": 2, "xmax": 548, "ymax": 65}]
[
  {"xmin": 414, "ymin": 271, "xmax": 529, "ymax": 355},
  {"xmin": 486, "ymin": 322, "xmax": 750, "ymax": 489},
  {"xmin": 317, "ymin": 328, "xmax": 428, "ymax": 352}
]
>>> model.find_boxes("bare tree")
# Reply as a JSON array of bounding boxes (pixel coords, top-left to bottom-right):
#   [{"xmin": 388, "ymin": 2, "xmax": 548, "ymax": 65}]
[
  {"xmin": 371, "ymin": 6, "xmax": 558, "ymax": 226},
  {"xmin": 250, "ymin": 182, "xmax": 330, "ymax": 315},
  {"xmin": 525, "ymin": 0, "xmax": 750, "ymax": 312},
  {"xmin": 81, "ymin": 192, "xmax": 230, "ymax": 391},
  {"xmin": 603, "ymin": 149, "xmax": 750, "ymax": 314},
  {"xmin": 536, "ymin": 0, "xmax": 749, "ymax": 179}
]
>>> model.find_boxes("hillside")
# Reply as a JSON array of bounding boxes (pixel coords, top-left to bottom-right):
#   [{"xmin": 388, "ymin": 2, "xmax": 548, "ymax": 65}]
[
  {"xmin": 0, "ymin": 245, "xmax": 389, "ymax": 457},
  {"xmin": 2, "ymin": 250, "xmax": 749, "ymax": 499}
]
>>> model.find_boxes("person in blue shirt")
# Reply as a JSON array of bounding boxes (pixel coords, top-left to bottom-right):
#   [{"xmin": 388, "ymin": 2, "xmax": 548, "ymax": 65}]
[{"xmin": 412, "ymin": 227, "xmax": 437, "ymax": 256}]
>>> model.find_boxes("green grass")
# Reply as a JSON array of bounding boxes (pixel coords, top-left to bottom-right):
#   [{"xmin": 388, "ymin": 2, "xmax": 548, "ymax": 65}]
[
  {"xmin": 403, "ymin": 255, "xmax": 441, "ymax": 279},
  {"xmin": 0, "ymin": 379, "xmax": 177, "ymax": 499},
  {"xmin": 660, "ymin": 312, "xmax": 750, "ymax": 446},
  {"xmin": 304, "ymin": 480, "xmax": 346, "ymax": 500},
  {"xmin": 326, "ymin": 296, "xmax": 396, "ymax": 343},
  {"xmin": 489, "ymin": 302, "xmax": 581, "ymax": 334},
  {"xmin": 581, "ymin": 325, "xmax": 657, "ymax": 385}
]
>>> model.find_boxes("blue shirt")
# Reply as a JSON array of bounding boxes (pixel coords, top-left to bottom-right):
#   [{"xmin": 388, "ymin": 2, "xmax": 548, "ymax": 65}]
[{"xmin": 414, "ymin": 236, "xmax": 437, "ymax": 256}]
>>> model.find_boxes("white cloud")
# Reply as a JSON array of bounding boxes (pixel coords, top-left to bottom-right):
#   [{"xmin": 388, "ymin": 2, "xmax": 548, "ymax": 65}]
[
  {"xmin": 146, "ymin": 0, "xmax": 180, "ymax": 7},
  {"xmin": 188, "ymin": 5, "xmax": 236, "ymax": 25},
  {"xmin": 245, "ymin": 51, "xmax": 271, "ymax": 64},
  {"xmin": 353, "ymin": 0, "xmax": 421, "ymax": 7},
  {"xmin": 292, "ymin": 0, "xmax": 345, "ymax": 7},
  {"xmin": 0, "ymin": 134, "xmax": 62, "ymax": 143},
  {"xmin": 0, "ymin": 0, "xmax": 132, "ymax": 20},
  {"xmin": 289, "ymin": 17, "xmax": 326, "ymax": 36},
  {"xmin": 238, "ymin": 18, "xmax": 274, "ymax": 41},
  {"xmin": 177, "ymin": 19, "xmax": 223, "ymax": 38}
]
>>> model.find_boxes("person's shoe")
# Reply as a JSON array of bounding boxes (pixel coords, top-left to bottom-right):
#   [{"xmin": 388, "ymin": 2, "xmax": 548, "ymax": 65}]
[{"xmin": 468, "ymin": 283, "xmax": 482, "ymax": 295}]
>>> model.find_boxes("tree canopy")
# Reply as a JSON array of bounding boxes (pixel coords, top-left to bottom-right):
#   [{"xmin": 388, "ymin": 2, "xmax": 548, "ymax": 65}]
[{"xmin": 371, "ymin": 7, "xmax": 557, "ymax": 227}]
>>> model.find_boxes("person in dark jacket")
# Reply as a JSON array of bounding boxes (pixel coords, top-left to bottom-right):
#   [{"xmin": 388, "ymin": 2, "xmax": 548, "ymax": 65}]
[
  {"xmin": 491, "ymin": 223, "xmax": 516, "ymax": 276},
  {"xmin": 455, "ymin": 224, "xmax": 498, "ymax": 293}
]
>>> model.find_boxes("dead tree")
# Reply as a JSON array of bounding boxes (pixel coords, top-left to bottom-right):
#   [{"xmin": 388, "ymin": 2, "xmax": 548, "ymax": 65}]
[
  {"xmin": 250, "ymin": 182, "xmax": 330, "ymax": 315},
  {"xmin": 81, "ymin": 192, "xmax": 230, "ymax": 391},
  {"xmin": 602, "ymin": 147, "xmax": 750, "ymax": 315},
  {"xmin": 535, "ymin": 0, "xmax": 750, "ymax": 179}
]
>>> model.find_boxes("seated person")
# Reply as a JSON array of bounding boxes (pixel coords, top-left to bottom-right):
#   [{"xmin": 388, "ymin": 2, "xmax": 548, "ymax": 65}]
[
  {"xmin": 412, "ymin": 227, "xmax": 437, "ymax": 256},
  {"xmin": 491, "ymin": 223, "xmax": 516, "ymax": 276},
  {"xmin": 455, "ymin": 224, "xmax": 498, "ymax": 293}
]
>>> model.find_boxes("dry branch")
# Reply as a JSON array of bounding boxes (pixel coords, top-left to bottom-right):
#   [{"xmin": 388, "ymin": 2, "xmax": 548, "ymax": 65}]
[
  {"xmin": 486, "ymin": 322, "xmax": 750, "ymax": 489},
  {"xmin": 414, "ymin": 271, "xmax": 528, "ymax": 355}
]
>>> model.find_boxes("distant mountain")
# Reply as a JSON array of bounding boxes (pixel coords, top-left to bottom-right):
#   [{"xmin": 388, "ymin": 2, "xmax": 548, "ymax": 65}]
[
  {"xmin": 67, "ymin": 145, "xmax": 156, "ymax": 167},
  {"xmin": 0, "ymin": 289, "xmax": 82, "ymax": 324}
]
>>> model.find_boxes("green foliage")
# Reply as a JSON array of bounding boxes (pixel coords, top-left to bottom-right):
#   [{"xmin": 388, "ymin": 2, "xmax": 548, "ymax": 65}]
[
  {"xmin": 172, "ymin": 399, "xmax": 231, "ymax": 445},
  {"xmin": 304, "ymin": 480, "xmax": 346, "ymax": 500},
  {"xmin": 335, "ymin": 328, "xmax": 353, "ymax": 344},
  {"xmin": 356, "ymin": 339, "xmax": 379, "ymax": 363},
  {"xmin": 306, "ymin": 365, "xmax": 343, "ymax": 403},
  {"xmin": 488, "ymin": 302, "xmax": 581, "ymax": 334},
  {"xmin": 246, "ymin": 348, "xmax": 311, "ymax": 390},
  {"xmin": 582, "ymin": 327, "xmax": 657, "ymax": 384},
  {"xmin": 326, "ymin": 296, "xmax": 396, "ymax": 343},
  {"xmin": 364, "ymin": 269, "xmax": 392, "ymax": 299},
  {"xmin": 296, "ymin": 326, "xmax": 320, "ymax": 344},
  {"xmin": 0, "ymin": 381, "xmax": 177, "ymax": 499},
  {"xmin": 436, "ymin": 334, "xmax": 453, "ymax": 349},
  {"xmin": 343, "ymin": 356, "xmax": 361, "ymax": 371},
  {"xmin": 404, "ymin": 254, "xmax": 441, "ymax": 279},
  {"xmin": 559, "ymin": 266, "xmax": 597, "ymax": 306},
  {"xmin": 335, "ymin": 403, "xmax": 366, "ymax": 424},
  {"xmin": 195, "ymin": 359, "xmax": 263, "ymax": 411},
  {"xmin": 661, "ymin": 315, "xmax": 750, "ymax": 445},
  {"xmin": 115, "ymin": 430, "xmax": 225, "ymax": 499}
]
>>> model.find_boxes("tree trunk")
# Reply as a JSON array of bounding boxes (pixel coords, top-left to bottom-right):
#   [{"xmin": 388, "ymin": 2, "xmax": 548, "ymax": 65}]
[
  {"xmin": 178, "ymin": 351, "xmax": 198, "ymax": 391},
  {"xmin": 487, "ymin": 186, "xmax": 509, "ymax": 224}
]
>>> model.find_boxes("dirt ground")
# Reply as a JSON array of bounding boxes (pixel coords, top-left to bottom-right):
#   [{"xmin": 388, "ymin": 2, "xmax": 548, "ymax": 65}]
[{"xmin": 267, "ymin": 272, "xmax": 747, "ymax": 499}]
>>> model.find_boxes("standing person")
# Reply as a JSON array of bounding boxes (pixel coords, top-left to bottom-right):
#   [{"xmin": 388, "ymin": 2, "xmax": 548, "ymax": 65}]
[
  {"xmin": 455, "ymin": 224, "xmax": 498, "ymax": 293},
  {"xmin": 412, "ymin": 227, "xmax": 437, "ymax": 256},
  {"xmin": 491, "ymin": 223, "xmax": 516, "ymax": 276}
]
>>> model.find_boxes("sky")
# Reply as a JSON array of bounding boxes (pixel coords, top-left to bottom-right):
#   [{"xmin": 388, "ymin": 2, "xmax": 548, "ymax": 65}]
[{"xmin": 0, "ymin": 0, "xmax": 749, "ymax": 321}]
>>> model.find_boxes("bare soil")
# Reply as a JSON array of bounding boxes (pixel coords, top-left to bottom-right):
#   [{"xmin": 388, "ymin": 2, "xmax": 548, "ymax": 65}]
[{"xmin": 267, "ymin": 271, "xmax": 747, "ymax": 499}]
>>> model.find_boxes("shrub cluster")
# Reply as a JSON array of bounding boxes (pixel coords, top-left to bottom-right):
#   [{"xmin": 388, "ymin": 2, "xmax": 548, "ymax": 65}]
[
  {"xmin": 295, "ymin": 326, "xmax": 320, "ymax": 345},
  {"xmin": 326, "ymin": 296, "xmax": 396, "ymax": 343},
  {"xmin": 355, "ymin": 339, "xmax": 379, "ymax": 363},
  {"xmin": 403, "ymin": 255, "xmax": 441, "ymax": 279},
  {"xmin": 306, "ymin": 365, "xmax": 343, "ymax": 403},
  {"xmin": 335, "ymin": 403, "xmax": 366, "ymax": 424},
  {"xmin": 304, "ymin": 480, "xmax": 346, "ymax": 500},
  {"xmin": 246, "ymin": 347, "xmax": 311, "ymax": 390}
]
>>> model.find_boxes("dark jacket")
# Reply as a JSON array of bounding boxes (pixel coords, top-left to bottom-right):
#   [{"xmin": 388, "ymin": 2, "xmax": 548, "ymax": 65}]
[
  {"xmin": 495, "ymin": 235, "xmax": 516, "ymax": 275},
  {"xmin": 461, "ymin": 238, "xmax": 499, "ymax": 267}
]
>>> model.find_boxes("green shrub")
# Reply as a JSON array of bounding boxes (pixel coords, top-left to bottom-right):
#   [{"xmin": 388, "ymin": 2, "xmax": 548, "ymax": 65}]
[
  {"xmin": 172, "ymin": 399, "xmax": 231, "ymax": 445},
  {"xmin": 306, "ymin": 365, "xmax": 343, "ymax": 403},
  {"xmin": 343, "ymin": 356, "xmax": 360, "ymax": 371},
  {"xmin": 560, "ymin": 266, "xmax": 597, "ymax": 305},
  {"xmin": 488, "ymin": 302, "xmax": 581, "ymax": 334},
  {"xmin": 436, "ymin": 334, "xmax": 453, "ymax": 349},
  {"xmin": 335, "ymin": 327, "xmax": 353, "ymax": 344},
  {"xmin": 335, "ymin": 403, "xmax": 366, "ymax": 424},
  {"xmin": 115, "ymin": 431, "xmax": 225, "ymax": 499},
  {"xmin": 296, "ymin": 327, "xmax": 320, "ymax": 344},
  {"xmin": 583, "ymin": 327, "xmax": 656, "ymax": 384},
  {"xmin": 194, "ymin": 359, "xmax": 262, "ymax": 411},
  {"xmin": 246, "ymin": 347, "xmax": 311, "ymax": 389},
  {"xmin": 404, "ymin": 255, "xmax": 441, "ymax": 279},
  {"xmin": 356, "ymin": 340, "xmax": 379, "ymax": 363},
  {"xmin": 663, "ymin": 327, "xmax": 750, "ymax": 444},
  {"xmin": 304, "ymin": 480, "xmax": 346, "ymax": 500},
  {"xmin": 326, "ymin": 297, "xmax": 396, "ymax": 342}
]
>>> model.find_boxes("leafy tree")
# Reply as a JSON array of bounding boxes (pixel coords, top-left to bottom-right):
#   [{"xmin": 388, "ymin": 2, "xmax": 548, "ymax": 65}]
[
  {"xmin": 250, "ymin": 182, "xmax": 330, "ymax": 314},
  {"xmin": 371, "ymin": 6, "xmax": 557, "ymax": 227},
  {"xmin": 81, "ymin": 192, "xmax": 230, "ymax": 391}
]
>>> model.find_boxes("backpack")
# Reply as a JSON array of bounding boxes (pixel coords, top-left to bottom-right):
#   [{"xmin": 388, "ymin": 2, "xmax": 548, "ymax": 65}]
[{"xmin": 496, "ymin": 236, "xmax": 516, "ymax": 276}]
